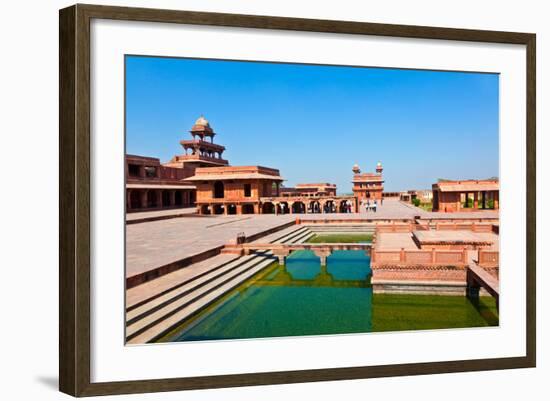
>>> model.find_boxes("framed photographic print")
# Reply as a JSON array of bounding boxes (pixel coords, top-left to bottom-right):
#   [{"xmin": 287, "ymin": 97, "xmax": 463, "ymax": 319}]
[{"xmin": 59, "ymin": 4, "xmax": 536, "ymax": 397}]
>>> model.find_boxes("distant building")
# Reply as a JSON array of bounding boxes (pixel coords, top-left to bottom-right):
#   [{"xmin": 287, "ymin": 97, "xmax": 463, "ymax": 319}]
[
  {"xmin": 432, "ymin": 179, "xmax": 499, "ymax": 212},
  {"xmin": 399, "ymin": 189, "xmax": 433, "ymax": 203},
  {"xmin": 280, "ymin": 183, "xmax": 337, "ymax": 197},
  {"xmin": 125, "ymin": 155, "xmax": 196, "ymax": 211},
  {"xmin": 186, "ymin": 166, "xmax": 284, "ymax": 215},
  {"xmin": 126, "ymin": 117, "xmax": 392, "ymax": 215},
  {"xmin": 125, "ymin": 116, "xmax": 228, "ymax": 212},
  {"xmin": 352, "ymin": 162, "xmax": 384, "ymax": 202}
]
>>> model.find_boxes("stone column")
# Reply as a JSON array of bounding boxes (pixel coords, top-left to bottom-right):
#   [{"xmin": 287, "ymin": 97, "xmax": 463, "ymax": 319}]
[
  {"xmin": 314, "ymin": 249, "xmax": 331, "ymax": 266},
  {"xmin": 224, "ymin": 204, "xmax": 228, "ymax": 215},
  {"xmin": 139, "ymin": 166, "xmax": 145, "ymax": 178},
  {"xmin": 157, "ymin": 190, "xmax": 163, "ymax": 209},
  {"xmin": 254, "ymin": 203, "xmax": 260, "ymax": 214},
  {"xmin": 273, "ymin": 249, "xmax": 289, "ymax": 265},
  {"xmin": 126, "ymin": 189, "xmax": 132, "ymax": 211},
  {"xmin": 494, "ymin": 191, "xmax": 499, "ymax": 209},
  {"xmin": 169, "ymin": 190, "xmax": 176, "ymax": 207},
  {"xmin": 140, "ymin": 190, "xmax": 148, "ymax": 209},
  {"xmin": 474, "ymin": 192, "xmax": 479, "ymax": 209},
  {"xmin": 236, "ymin": 204, "xmax": 243, "ymax": 215}
]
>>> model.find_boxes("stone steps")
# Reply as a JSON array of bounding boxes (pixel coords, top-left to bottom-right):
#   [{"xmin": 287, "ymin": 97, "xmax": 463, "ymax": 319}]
[
  {"xmin": 126, "ymin": 255, "xmax": 276, "ymax": 344},
  {"xmin": 271, "ymin": 226, "xmax": 309, "ymax": 243},
  {"xmin": 288, "ymin": 229, "xmax": 315, "ymax": 244},
  {"xmin": 305, "ymin": 224, "xmax": 376, "ymax": 233},
  {"xmin": 125, "ymin": 224, "xmax": 312, "ymax": 344},
  {"xmin": 125, "ymin": 254, "xmax": 240, "ymax": 311},
  {"xmin": 126, "ymin": 251, "xmax": 271, "ymax": 325}
]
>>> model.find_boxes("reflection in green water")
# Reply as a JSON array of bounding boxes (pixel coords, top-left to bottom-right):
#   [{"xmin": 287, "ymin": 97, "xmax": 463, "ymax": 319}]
[{"xmin": 161, "ymin": 250, "xmax": 498, "ymax": 343}]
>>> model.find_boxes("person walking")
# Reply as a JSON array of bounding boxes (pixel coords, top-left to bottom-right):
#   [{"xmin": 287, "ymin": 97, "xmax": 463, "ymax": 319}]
[{"xmin": 373, "ymin": 200, "xmax": 377, "ymax": 213}]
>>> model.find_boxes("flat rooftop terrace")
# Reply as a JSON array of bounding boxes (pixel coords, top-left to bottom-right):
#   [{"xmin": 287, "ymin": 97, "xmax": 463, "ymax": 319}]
[
  {"xmin": 376, "ymin": 230, "xmax": 498, "ymax": 251},
  {"xmin": 413, "ymin": 230, "xmax": 498, "ymax": 248}
]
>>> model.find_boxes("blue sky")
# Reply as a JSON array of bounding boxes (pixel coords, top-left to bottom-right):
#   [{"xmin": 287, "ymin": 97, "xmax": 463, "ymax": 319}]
[{"xmin": 126, "ymin": 56, "xmax": 499, "ymax": 193}]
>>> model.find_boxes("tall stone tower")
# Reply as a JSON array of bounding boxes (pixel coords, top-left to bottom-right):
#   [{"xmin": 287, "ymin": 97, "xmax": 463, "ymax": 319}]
[
  {"xmin": 164, "ymin": 116, "xmax": 229, "ymax": 170},
  {"xmin": 352, "ymin": 162, "xmax": 384, "ymax": 201}
]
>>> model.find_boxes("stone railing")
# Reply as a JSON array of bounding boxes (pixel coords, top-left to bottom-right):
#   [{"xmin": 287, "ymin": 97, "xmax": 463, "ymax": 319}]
[
  {"xmin": 371, "ymin": 248, "xmax": 468, "ymax": 267},
  {"xmin": 478, "ymin": 250, "xmax": 499, "ymax": 267},
  {"xmin": 435, "ymin": 222, "xmax": 494, "ymax": 232},
  {"xmin": 375, "ymin": 223, "xmax": 414, "ymax": 233},
  {"xmin": 374, "ymin": 222, "xmax": 430, "ymax": 234}
]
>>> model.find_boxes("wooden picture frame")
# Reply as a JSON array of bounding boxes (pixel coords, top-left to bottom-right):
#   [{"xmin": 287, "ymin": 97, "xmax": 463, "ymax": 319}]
[{"xmin": 59, "ymin": 3, "xmax": 536, "ymax": 397}]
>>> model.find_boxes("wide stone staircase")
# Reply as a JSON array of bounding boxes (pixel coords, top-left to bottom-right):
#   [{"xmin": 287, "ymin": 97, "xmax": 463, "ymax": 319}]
[
  {"xmin": 304, "ymin": 223, "xmax": 377, "ymax": 235},
  {"xmin": 125, "ymin": 225, "xmax": 313, "ymax": 344}
]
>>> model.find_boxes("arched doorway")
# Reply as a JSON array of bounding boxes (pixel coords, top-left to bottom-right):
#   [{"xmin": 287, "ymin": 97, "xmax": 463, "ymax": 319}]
[
  {"xmin": 200, "ymin": 204, "xmax": 210, "ymax": 215},
  {"xmin": 213, "ymin": 181, "xmax": 224, "ymax": 199},
  {"xmin": 213, "ymin": 204, "xmax": 224, "ymax": 215},
  {"xmin": 227, "ymin": 204, "xmax": 237, "ymax": 215},
  {"xmin": 279, "ymin": 202, "xmax": 289, "ymax": 214},
  {"xmin": 292, "ymin": 201, "xmax": 305, "ymax": 214},
  {"xmin": 242, "ymin": 204, "xmax": 255, "ymax": 214},
  {"xmin": 339, "ymin": 200, "xmax": 349, "ymax": 213},
  {"xmin": 262, "ymin": 202, "xmax": 275, "ymax": 214},
  {"xmin": 309, "ymin": 200, "xmax": 321, "ymax": 213},
  {"xmin": 324, "ymin": 200, "xmax": 335, "ymax": 213}
]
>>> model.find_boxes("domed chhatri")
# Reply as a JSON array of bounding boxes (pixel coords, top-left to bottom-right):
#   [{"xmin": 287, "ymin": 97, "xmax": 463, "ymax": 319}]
[
  {"xmin": 352, "ymin": 163, "xmax": 361, "ymax": 174},
  {"xmin": 163, "ymin": 116, "xmax": 228, "ymax": 169},
  {"xmin": 195, "ymin": 115, "xmax": 210, "ymax": 127},
  {"xmin": 190, "ymin": 115, "xmax": 214, "ymax": 136},
  {"xmin": 376, "ymin": 161, "xmax": 383, "ymax": 174}
]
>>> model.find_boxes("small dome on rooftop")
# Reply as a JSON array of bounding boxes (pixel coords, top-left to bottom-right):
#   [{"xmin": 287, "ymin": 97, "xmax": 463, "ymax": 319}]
[{"xmin": 195, "ymin": 115, "xmax": 210, "ymax": 127}]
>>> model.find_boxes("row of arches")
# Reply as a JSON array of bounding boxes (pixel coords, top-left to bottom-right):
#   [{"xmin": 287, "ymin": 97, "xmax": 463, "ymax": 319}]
[
  {"xmin": 199, "ymin": 204, "xmax": 256, "ymax": 215},
  {"xmin": 197, "ymin": 198, "xmax": 357, "ymax": 215},
  {"xmin": 127, "ymin": 189, "xmax": 194, "ymax": 210},
  {"xmin": 261, "ymin": 199, "xmax": 354, "ymax": 214}
]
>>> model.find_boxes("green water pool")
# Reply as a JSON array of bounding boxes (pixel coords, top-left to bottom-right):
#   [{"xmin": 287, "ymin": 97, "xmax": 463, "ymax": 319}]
[{"xmin": 160, "ymin": 250, "xmax": 498, "ymax": 343}]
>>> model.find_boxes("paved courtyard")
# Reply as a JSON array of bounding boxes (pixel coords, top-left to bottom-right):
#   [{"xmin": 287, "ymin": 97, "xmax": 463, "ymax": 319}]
[
  {"xmin": 126, "ymin": 207, "xmax": 196, "ymax": 222},
  {"xmin": 126, "ymin": 214, "xmax": 294, "ymax": 278},
  {"xmin": 126, "ymin": 199, "xmax": 498, "ymax": 279},
  {"xmin": 355, "ymin": 198, "xmax": 499, "ymax": 220}
]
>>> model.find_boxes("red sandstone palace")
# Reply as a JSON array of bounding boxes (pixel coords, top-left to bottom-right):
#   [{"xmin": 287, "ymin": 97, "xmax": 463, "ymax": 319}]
[
  {"xmin": 352, "ymin": 162, "xmax": 384, "ymax": 201},
  {"xmin": 432, "ymin": 179, "xmax": 499, "ymax": 212},
  {"xmin": 125, "ymin": 116, "xmax": 498, "ymax": 215}
]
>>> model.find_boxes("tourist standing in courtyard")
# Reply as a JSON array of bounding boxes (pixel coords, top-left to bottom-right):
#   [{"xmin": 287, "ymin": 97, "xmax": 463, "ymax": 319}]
[{"xmin": 373, "ymin": 200, "xmax": 377, "ymax": 213}]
